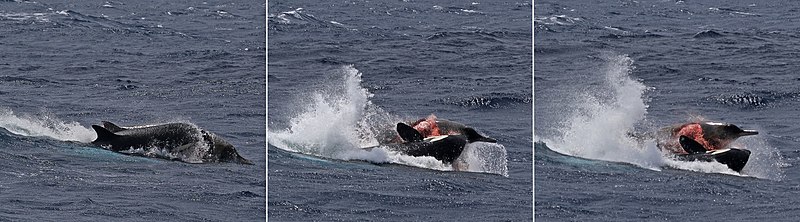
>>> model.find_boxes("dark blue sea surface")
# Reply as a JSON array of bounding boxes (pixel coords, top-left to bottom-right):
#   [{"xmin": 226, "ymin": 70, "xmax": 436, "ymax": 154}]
[
  {"xmin": 0, "ymin": 1, "xmax": 265, "ymax": 221},
  {"xmin": 268, "ymin": 0, "xmax": 532, "ymax": 221},
  {"xmin": 536, "ymin": 1, "xmax": 800, "ymax": 221}
]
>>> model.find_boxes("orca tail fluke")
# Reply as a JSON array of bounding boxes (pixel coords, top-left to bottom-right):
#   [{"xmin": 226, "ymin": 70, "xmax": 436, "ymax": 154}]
[{"xmin": 714, "ymin": 148, "xmax": 751, "ymax": 172}]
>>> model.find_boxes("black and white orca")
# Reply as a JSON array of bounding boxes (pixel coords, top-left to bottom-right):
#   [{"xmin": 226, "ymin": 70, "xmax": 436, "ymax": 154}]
[
  {"xmin": 673, "ymin": 135, "xmax": 751, "ymax": 172},
  {"xmin": 91, "ymin": 121, "xmax": 251, "ymax": 164},
  {"xmin": 366, "ymin": 122, "xmax": 494, "ymax": 165},
  {"xmin": 433, "ymin": 119, "xmax": 497, "ymax": 143},
  {"xmin": 653, "ymin": 121, "xmax": 758, "ymax": 172}
]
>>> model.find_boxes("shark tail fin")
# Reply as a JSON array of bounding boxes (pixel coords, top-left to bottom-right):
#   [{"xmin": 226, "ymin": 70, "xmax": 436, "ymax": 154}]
[
  {"xmin": 92, "ymin": 125, "xmax": 120, "ymax": 143},
  {"xmin": 397, "ymin": 123, "xmax": 423, "ymax": 142},
  {"xmin": 101, "ymin": 121, "xmax": 126, "ymax": 133},
  {"xmin": 679, "ymin": 136, "xmax": 707, "ymax": 154}
]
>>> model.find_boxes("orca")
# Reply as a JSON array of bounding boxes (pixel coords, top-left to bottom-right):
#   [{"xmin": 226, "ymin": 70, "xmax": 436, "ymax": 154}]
[
  {"xmin": 674, "ymin": 136, "xmax": 751, "ymax": 172},
  {"xmin": 651, "ymin": 121, "xmax": 757, "ymax": 172},
  {"xmin": 656, "ymin": 121, "xmax": 758, "ymax": 154},
  {"xmin": 365, "ymin": 123, "xmax": 470, "ymax": 164},
  {"xmin": 91, "ymin": 121, "xmax": 251, "ymax": 164},
  {"xmin": 408, "ymin": 116, "xmax": 497, "ymax": 143}
]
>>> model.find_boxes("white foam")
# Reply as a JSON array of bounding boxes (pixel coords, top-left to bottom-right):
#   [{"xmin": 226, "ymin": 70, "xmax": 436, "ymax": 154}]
[
  {"xmin": 118, "ymin": 140, "xmax": 209, "ymax": 164},
  {"xmin": 663, "ymin": 158, "xmax": 738, "ymax": 175},
  {"xmin": 0, "ymin": 108, "xmax": 96, "ymax": 143},
  {"xmin": 0, "ymin": 12, "xmax": 52, "ymax": 22},
  {"xmin": 534, "ymin": 15, "xmax": 583, "ymax": 26}
]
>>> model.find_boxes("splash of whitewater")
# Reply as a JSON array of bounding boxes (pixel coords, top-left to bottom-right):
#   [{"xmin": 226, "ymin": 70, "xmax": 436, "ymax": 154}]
[
  {"xmin": 0, "ymin": 108, "xmax": 95, "ymax": 143},
  {"xmin": 543, "ymin": 54, "xmax": 664, "ymax": 169},
  {"xmin": 269, "ymin": 65, "xmax": 508, "ymax": 176},
  {"xmin": 540, "ymin": 54, "xmax": 784, "ymax": 180}
]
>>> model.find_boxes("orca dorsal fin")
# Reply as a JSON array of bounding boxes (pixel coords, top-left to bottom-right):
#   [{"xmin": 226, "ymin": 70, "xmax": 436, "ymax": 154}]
[
  {"xmin": 397, "ymin": 123, "xmax": 423, "ymax": 142},
  {"xmin": 679, "ymin": 136, "xmax": 707, "ymax": 154},
  {"xmin": 92, "ymin": 125, "xmax": 120, "ymax": 142},
  {"xmin": 101, "ymin": 121, "xmax": 126, "ymax": 133}
]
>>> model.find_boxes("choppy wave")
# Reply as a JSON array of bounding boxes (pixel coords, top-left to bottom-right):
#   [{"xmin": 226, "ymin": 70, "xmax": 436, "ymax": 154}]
[
  {"xmin": 268, "ymin": 65, "xmax": 508, "ymax": 176},
  {"xmin": 0, "ymin": 12, "xmax": 53, "ymax": 22},
  {"xmin": 0, "ymin": 76, "xmax": 56, "ymax": 85},
  {"xmin": 268, "ymin": 8, "xmax": 336, "ymax": 27},
  {"xmin": 711, "ymin": 93, "xmax": 769, "ymax": 108},
  {"xmin": 708, "ymin": 7, "xmax": 761, "ymax": 17},
  {"xmin": 440, "ymin": 93, "xmax": 531, "ymax": 109},
  {"xmin": 533, "ymin": 15, "xmax": 583, "ymax": 26},
  {"xmin": 431, "ymin": 5, "xmax": 483, "ymax": 15},
  {"xmin": 425, "ymin": 30, "xmax": 504, "ymax": 43},
  {"xmin": 709, "ymin": 91, "xmax": 800, "ymax": 109},
  {"xmin": 693, "ymin": 30, "xmax": 723, "ymax": 38}
]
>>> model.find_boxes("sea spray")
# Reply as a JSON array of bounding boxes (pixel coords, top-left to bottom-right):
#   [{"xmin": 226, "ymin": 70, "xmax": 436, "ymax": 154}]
[
  {"xmin": 545, "ymin": 54, "xmax": 664, "ymax": 169},
  {"xmin": 269, "ymin": 65, "xmax": 388, "ymax": 157},
  {"xmin": 458, "ymin": 142, "xmax": 509, "ymax": 177},
  {"xmin": 0, "ymin": 108, "xmax": 95, "ymax": 143},
  {"xmin": 736, "ymin": 135, "xmax": 786, "ymax": 180}
]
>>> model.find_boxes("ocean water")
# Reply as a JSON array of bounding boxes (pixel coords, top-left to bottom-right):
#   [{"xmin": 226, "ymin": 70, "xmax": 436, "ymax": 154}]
[
  {"xmin": 0, "ymin": 1, "xmax": 265, "ymax": 221},
  {"xmin": 268, "ymin": 0, "xmax": 532, "ymax": 221},
  {"xmin": 536, "ymin": 1, "xmax": 800, "ymax": 220}
]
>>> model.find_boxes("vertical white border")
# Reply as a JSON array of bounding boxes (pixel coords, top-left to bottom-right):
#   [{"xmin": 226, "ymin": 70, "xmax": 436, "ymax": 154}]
[
  {"xmin": 264, "ymin": 0, "xmax": 269, "ymax": 221},
  {"xmin": 530, "ymin": 0, "xmax": 536, "ymax": 220}
]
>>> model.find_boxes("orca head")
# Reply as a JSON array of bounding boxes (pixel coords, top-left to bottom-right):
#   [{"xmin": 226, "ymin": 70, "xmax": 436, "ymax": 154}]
[
  {"xmin": 463, "ymin": 127, "xmax": 497, "ymax": 143},
  {"xmin": 722, "ymin": 124, "xmax": 758, "ymax": 138},
  {"xmin": 205, "ymin": 132, "xmax": 252, "ymax": 165},
  {"xmin": 701, "ymin": 122, "xmax": 758, "ymax": 140}
]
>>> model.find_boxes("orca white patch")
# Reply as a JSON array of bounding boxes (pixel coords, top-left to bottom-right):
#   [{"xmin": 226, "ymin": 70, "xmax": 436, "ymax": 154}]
[
  {"xmin": 424, "ymin": 135, "xmax": 449, "ymax": 143},
  {"xmin": 708, "ymin": 148, "xmax": 730, "ymax": 155}
]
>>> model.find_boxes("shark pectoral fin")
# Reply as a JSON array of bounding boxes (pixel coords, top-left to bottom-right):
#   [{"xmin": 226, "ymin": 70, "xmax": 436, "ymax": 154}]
[
  {"xmin": 91, "ymin": 125, "xmax": 120, "ymax": 143},
  {"xmin": 101, "ymin": 121, "xmax": 126, "ymax": 133},
  {"xmin": 679, "ymin": 136, "xmax": 707, "ymax": 154},
  {"xmin": 397, "ymin": 123, "xmax": 423, "ymax": 142}
]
